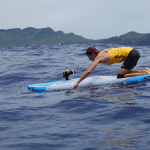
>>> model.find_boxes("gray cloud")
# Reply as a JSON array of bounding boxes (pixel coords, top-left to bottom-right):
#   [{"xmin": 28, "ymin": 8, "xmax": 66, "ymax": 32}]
[{"xmin": 0, "ymin": 0, "xmax": 150, "ymax": 39}]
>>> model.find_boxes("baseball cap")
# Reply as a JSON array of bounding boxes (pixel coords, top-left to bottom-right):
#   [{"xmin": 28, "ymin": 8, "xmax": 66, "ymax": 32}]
[{"xmin": 85, "ymin": 47, "xmax": 100, "ymax": 55}]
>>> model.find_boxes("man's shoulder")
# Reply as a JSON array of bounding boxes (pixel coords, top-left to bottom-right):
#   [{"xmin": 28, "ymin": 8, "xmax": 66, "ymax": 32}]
[
  {"xmin": 98, "ymin": 51, "xmax": 108, "ymax": 56},
  {"xmin": 97, "ymin": 51, "xmax": 110, "ymax": 63}
]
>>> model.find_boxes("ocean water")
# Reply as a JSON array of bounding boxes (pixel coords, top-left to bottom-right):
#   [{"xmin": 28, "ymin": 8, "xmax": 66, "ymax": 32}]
[{"xmin": 0, "ymin": 43, "xmax": 150, "ymax": 150}]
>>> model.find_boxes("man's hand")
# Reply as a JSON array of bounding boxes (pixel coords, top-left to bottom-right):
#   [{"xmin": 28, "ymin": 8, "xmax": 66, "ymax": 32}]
[{"xmin": 71, "ymin": 82, "xmax": 79, "ymax": 89}]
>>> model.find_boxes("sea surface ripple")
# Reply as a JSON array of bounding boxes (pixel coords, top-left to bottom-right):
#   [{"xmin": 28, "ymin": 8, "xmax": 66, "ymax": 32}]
[{"xmin": 0, "ymin": 43, "xmax": 150, "ymax": 150}]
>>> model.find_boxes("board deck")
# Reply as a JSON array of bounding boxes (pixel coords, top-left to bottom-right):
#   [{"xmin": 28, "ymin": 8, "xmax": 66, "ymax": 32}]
[{"xmin": 27, "ymin": 74, "xmax": 150, "ymax": 92}]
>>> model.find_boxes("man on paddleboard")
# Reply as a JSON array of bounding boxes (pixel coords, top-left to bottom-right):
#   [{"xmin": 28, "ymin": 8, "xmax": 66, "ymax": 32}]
[{"xmin": 72, "ymin": 47, "xmax": 150, "ymax": 89}]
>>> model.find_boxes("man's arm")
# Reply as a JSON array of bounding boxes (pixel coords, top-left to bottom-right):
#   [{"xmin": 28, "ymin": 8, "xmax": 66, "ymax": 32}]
[
  {"xmin": 71, "ymin": 52, "xmax": 110, "ymax": 89},
  {"xmin": 71, "ymin": 62, "xmax": 99, "ymax": 89},
  {"xmin": 71, "ymin": 53, "xmax": 107, "ymax": 89}
]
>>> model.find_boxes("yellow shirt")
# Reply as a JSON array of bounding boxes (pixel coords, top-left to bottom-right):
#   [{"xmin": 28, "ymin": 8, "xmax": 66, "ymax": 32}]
[{"xmin": 99, "ymin": 47, "xmax": 133, "ymax": 65}]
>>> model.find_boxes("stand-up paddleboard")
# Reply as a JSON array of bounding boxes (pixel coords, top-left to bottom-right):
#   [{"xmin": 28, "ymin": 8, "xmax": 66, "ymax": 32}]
[{"xmin": 27, "ymin": 74, "xmax": 150, "ymax": 92}]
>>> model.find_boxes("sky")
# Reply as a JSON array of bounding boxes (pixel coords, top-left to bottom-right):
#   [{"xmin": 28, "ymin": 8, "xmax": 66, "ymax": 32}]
[{"xmin": 0, "ymin": 0, "xmax": 150, "ymax": 40}]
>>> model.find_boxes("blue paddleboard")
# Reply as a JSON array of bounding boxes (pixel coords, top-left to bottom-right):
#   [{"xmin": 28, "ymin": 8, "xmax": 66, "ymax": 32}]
[{"xmin": 27, "ymin": 74, "xmax": 150, "ymax": 92}]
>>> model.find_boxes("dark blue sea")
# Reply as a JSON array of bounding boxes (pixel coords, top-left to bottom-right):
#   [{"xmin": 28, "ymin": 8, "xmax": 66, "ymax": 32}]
[{"xmin": 0, "ymin": 43, "xmax": 150, "ymax": 150}]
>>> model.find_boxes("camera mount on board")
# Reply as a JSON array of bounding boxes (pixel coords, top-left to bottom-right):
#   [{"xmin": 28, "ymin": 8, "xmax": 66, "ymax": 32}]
[{"xmin": 62, "ymin": 69, "xmax": 76, "ymax": 80}]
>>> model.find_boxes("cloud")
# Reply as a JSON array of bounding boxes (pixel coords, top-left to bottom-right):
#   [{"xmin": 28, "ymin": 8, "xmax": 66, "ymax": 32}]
[{"xmin": 0, "ymin": 0, "xmax": 150, "ymax": 39}]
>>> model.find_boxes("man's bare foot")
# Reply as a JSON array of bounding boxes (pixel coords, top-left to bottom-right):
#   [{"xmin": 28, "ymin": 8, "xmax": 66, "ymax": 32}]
[
  {"xmin": 144, "ymin": 67, "xmax": 150, "ymax": 72},
  {"xmin": 144, "ymin": 68, "xmax": 150, "ymax": 74}
]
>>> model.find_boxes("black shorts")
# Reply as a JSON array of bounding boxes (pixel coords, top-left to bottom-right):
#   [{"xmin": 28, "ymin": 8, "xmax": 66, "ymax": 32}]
[{"xmin": 121, "ymin": 49, "xmax": 140, "ymax": 70}]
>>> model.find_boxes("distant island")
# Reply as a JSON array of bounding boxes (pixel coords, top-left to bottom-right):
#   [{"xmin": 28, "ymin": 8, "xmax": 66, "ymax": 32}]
[
  {"xmin": 0, "ymin": 27, "xmax": 150, "ymax": 47},
  {"xmin": 96, "ymin": 31, "xmax": 150, "ymax": 46}
]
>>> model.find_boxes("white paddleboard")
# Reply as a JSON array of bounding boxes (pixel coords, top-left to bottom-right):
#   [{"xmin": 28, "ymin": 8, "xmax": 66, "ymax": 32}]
[{"xmin": 27, "ymin": 74, "xmax": 150, "ymax": 92}]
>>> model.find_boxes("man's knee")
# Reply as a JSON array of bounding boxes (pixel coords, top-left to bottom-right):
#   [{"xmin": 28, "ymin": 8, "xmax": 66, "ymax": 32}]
[{"xmin": 117, "ymin": 74, "xmax": 125, "ymax": 79}]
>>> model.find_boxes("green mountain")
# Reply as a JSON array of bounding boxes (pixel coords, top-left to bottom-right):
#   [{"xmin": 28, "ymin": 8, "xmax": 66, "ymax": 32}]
[
  {"xmin": 0, "ymin": 27, "xmax": 91, "ymax": 47},
  {"xmin": 0, "ymin": 27, "xmax": 150, "ymax": 47},
  {"xmin": 96, "ymin": 31, "xmax": 150, "ymax": 46}
]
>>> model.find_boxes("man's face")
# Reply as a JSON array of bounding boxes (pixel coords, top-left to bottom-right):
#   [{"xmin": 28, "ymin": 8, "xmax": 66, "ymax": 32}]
[{"xmin": 87, "ymin": 54, "xmax": 95, "ymax": 61}]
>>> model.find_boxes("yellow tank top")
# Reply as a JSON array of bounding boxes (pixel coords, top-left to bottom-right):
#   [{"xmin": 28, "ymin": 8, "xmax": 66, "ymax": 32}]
[{"xmin": 99, "ymin": 47, "xmax": 133, "ymax": 65}]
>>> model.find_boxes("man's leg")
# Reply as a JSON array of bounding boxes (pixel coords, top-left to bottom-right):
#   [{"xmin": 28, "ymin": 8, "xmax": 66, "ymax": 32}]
[
  {"xmin": 118, "ymin": 67, "xmax": 150, "ymax": 78},
  {"xmin": 117, "ymin": 49, "xmax": 150, "ymax": 78}
]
